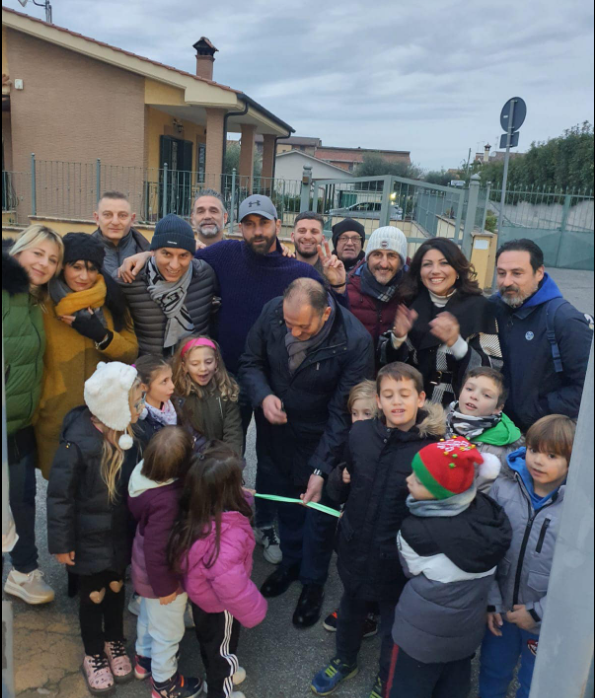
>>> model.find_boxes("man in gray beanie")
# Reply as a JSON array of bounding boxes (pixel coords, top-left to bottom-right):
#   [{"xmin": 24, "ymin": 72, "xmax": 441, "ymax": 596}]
[
  {"xmin": 120, "ymin": 214, "xmax": 218, "ymax": 356},
  {"xmin": 346, "ymin": 226, "xmax": 410, "ymax": 364}
]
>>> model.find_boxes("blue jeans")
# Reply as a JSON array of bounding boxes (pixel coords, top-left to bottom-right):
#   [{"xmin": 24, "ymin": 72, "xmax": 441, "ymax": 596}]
[
  {"xmin": 479, "ymin": 620, "xmax": 540, "ymax": 698},
  {"xmin": 136, "ymin": 593, "xmax": 187, "ymax": 683},
  {"xmin": 8, "ymin": 449, "xmax": 38, "ymax": 574}
]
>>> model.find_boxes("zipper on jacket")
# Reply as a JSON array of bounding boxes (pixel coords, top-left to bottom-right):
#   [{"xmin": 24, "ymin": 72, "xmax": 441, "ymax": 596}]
[
  {"xmin": 536, "ymin": 518, "xmax": 551, "ymax": 554},
  {"xmin": 512, "ymin": 476, "xmax": 557, "ymax": 606}
]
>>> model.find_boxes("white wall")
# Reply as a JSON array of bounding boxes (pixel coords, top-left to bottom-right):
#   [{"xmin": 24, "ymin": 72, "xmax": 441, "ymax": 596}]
[{"xmin": 275, "ymin": 151, "xmax": 352, "ymax": 182}]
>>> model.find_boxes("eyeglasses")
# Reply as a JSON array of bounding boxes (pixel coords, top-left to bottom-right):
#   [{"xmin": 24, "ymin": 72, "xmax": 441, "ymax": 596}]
[{"xmin": 338, "ymin": 235, "xmax": 362, "ymax": 244}]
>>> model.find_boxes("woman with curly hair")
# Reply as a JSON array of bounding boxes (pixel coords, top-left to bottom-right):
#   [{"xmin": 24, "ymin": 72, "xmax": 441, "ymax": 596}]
[
  {"xmin": 172, "ymin": 336, "xmax": 243, "ymax": 457},
  {"xmin": 383, "ymin": 238, "xmax": 503, "ymax": 406}
]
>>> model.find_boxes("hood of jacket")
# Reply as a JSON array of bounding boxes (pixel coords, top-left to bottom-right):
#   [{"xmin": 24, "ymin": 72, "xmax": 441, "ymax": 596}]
[
  {"xmin": 416, "ymin": 402, "xmax": 448, "ymax": 439},
  {"xmin": 2, "ymin": 243, "xmax": 31, "ymax": 296},
  {"xmin": 402, "ymin": 492, "xmax": 512, "ymax": 574},
  {"xmin": 128, "ymin": 460, "xmax": 175, "ymax": 498},
  {"xmin": 474, "ymin": 412, "xmax": 522, "ymax": 446},
  {"xmin": 507, "ymin": 447, "xmax": 566, "ymax": 509},
  {"xmin": 498, "ymin": 273, "xmax": 563, "ymax": 311},
  {"xmin": 187, "ymin": 511, "xmax": 253, "ymax": 568}
]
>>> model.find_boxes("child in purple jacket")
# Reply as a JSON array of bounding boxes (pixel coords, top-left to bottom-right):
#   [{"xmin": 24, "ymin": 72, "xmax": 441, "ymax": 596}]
[
  {"xmin": 128, "ymin": 427, "xmax": 202, "ymax": 698},
  {"xmin": 169, "ymin": 441, "xmax": 268, "ymax": 698}
]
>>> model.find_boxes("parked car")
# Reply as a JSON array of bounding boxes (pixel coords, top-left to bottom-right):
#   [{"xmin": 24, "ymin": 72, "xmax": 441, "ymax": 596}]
[{"xmin": 328, "ymin": 201, "xmax": 404, "ymax": 221}]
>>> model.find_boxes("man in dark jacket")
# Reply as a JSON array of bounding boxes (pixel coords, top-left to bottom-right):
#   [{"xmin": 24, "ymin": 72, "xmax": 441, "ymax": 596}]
[
  {"xmin": 239, "ymin": 278, "xmax": 374, "ymax": 629},
  {"xmin": 346, "ymin": 226, "xmax": 410, "ymax": 363},
  {"xmin": 492, "ymin": 239, "xmax": 593, "ymax": 432},
  {"xmin": 332, "ymin": 218, "xmax": 366, "ymax": 272},
  {"xmin": 120, "ymin": 214, "xmax": 217, "ymax": 357},
  {"xmin": 93, "ymin": 191, "xmax": 150, "ymax": 277}
]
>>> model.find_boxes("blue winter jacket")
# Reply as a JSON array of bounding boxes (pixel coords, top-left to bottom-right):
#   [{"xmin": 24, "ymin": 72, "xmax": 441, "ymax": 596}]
[{"xmin": 490, "ymin": 274, "xmax": 593, "ymax": 432}]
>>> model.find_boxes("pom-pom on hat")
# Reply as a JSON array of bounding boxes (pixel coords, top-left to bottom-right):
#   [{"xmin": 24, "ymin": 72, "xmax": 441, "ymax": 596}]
[
  {"xmin": 84, "ymin": 362, "xmax": 138, "ymax": 449},
  {"xmin": 412, "ymin": 436, "xmax": 501, "ymax": 500},
  {"xmin": 365, "ymin": 226, "xmax": 408, "ymax": 265}
]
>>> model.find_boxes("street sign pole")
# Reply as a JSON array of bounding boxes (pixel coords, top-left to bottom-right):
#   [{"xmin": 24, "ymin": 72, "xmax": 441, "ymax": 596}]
[{"xmin": 499, "ymin": 98, "xmax": 516, "ymax": 232}]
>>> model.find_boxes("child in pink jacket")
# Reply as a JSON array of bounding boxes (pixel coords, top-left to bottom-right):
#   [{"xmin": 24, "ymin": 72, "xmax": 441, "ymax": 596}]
[{"xmin": 169, "ymin": 441, "xmax": 267, "ymax": 698}]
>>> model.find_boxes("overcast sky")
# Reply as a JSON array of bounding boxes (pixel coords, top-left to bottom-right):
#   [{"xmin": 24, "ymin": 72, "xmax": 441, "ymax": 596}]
[{"xmin": 13, "ymin": 0, "xmax": 595, "ymax": 170}]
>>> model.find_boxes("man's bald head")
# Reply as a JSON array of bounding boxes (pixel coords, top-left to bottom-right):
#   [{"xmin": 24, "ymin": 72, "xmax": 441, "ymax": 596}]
[{"xmin": 283, "ymin": 278, "xmax": 331, "ymax": 341}]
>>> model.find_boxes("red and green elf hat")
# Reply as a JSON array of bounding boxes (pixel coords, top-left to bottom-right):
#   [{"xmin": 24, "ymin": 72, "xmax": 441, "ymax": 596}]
[{"xmin": 411, "ymin": 436, "xmax": 486, "ymax": 500}]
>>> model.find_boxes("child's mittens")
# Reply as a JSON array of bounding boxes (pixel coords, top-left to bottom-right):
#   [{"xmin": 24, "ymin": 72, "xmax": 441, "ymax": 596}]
[{"xmin": 478, "ymin": 453, "xmax": 502, "ymax": 482}]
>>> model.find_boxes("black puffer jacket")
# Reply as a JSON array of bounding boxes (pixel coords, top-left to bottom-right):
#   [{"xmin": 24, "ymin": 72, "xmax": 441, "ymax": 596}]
[
  {"xmin": 239, "ymin": 297, "xmax": 374, "ymax": 487},
  {"xmin": 120, "ymin": 259, "xmax": 218, "ymax": 356},
  {"xmin": 331, "ymin": 405, "xmax": 446, "ymax": 602},
  {"xmin": 47, "ymin": 407, "xmax": 140, "ymax": 575}
]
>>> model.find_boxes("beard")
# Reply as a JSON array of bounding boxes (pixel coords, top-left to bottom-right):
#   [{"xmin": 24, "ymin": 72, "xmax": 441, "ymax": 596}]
[
  {"xmin": 296, "ymin": 244, "xmax": 318, "ymax": 260},
  {"xmin": 247, "ymin": 235, "xmax": 276, "ymax": 256},
  {"xmin": 197, "ymin": 221, "xmax": 222, "ymax": 239},
  {"xmin": 500, "ymin": 282, "xmax": 540, "ymax": 308}
]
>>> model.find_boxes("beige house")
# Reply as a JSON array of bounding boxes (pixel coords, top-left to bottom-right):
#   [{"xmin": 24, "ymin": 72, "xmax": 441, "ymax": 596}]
[{"xmin": 2, "ymin": 6, "xmax": 293, "ymax": 222}]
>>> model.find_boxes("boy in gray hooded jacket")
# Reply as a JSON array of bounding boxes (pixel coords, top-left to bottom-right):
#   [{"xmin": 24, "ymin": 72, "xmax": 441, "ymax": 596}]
[
  {"xmin": 479, "ymin": 414, "xmax": 576, "ymax": 698},
  {"xmin": 388, "ymin": 437, "xmax": 511, "ymax": 698}
]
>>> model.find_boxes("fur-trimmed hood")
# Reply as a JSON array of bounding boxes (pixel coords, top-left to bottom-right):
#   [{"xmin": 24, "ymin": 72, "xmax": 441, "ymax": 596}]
[
  {"xmin": 417, "ymin": 402, "xmax": 447, "ymax": 439},
  {"xmin": 2, "ymin": 240, "xmax": 30, "ymax": 296}
]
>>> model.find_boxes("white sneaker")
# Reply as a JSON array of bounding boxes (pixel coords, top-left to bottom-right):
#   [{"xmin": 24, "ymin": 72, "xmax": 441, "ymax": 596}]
[
  {"xmin": 4, "ymin": 569, "xmax": 55, "ymax": 605},
  {"xmin": 128, "ymin": 593, "xmax": 141, "ymax": 616},
  {"xmin": 254, "ymin": 527, "xmax": 283, "ymax": 565},
  {"xmin": 233, "ymin": 667, "xmax": 247, "ymax": 686}
]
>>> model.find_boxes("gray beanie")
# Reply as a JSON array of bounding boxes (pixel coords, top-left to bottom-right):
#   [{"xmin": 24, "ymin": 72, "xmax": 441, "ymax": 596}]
[{"xmin": 365, "ymin": 226, "xmax": 408, "ymax": 264}]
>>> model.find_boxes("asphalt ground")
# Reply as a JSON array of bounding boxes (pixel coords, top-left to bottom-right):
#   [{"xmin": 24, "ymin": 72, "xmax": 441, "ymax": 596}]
[{"xmin": 5, "ymin": 267, "xmax": 593, "ymax": 698}]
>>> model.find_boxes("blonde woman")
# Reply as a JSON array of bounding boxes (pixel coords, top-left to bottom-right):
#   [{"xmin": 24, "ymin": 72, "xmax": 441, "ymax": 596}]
[
  {"xmin": 47, "ymin": 361, "xmax": 144, "ymax": 695},
  {"xmin": 2, "ymin": 225, "xmax": 63, "ymax": 605}
]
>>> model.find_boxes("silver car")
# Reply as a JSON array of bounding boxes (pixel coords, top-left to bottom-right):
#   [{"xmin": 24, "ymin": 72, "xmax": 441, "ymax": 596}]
[{"xmin": 328, "ymin": 201, "xmax": 403, "ymax": 221}]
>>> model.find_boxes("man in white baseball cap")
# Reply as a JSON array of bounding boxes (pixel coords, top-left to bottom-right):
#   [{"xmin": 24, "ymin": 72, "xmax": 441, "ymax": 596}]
[{"xmin": 346, "ymin": 226, "xmax": 410, "ymax": 364}]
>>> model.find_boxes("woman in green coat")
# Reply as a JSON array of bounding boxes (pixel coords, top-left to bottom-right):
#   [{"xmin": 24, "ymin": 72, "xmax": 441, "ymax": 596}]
[{"xmin": 2, "ymin": 226, "xmax": 64, "ymax": 605}]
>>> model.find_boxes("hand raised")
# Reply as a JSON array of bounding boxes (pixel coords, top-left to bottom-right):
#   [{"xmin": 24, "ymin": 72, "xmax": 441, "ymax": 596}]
[
  {"xmin": 393, "ymin": 305, "xmax": 418, "ymax": 338},
  {"xmin": 317, "ymin": 240, "xmax": 346, "ymax": 288},
  {"xmin": 429, "ymin": 312, "xmax": 461, "ymax": 347}
]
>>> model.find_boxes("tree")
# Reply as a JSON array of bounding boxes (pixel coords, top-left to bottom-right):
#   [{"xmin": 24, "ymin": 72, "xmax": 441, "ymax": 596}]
[
  {"xmin": 224, "ymin": 142, "xmax": 263, "ymax": 178},
  {"xmin": 424, "ymin": 169, "xmax": 454, "ymax": 186},
  {"xmin": 354, "ymin": 153, "xmax": 423, "ymax": 180}
]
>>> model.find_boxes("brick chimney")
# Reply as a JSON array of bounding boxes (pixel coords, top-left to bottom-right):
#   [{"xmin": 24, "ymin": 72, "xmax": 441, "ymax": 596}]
[{"xmin": 193, "ymin": 37, "xmax": 218, "ymax": 81}]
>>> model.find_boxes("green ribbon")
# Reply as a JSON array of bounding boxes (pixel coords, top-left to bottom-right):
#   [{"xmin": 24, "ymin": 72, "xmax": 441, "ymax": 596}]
[{"xmin": 254, "ymin": 493, "xmax": 341, "ymax": 519}]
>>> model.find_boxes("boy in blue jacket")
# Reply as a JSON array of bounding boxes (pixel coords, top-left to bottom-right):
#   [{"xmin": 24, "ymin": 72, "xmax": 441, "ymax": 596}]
[{"xmin": 479, "ymin": 414, "xmax": 576, "ymax": 698}]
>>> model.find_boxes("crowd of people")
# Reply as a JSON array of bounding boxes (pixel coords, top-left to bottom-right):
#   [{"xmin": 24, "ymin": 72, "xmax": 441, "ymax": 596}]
[{"xmin": 2, "ymin": 187, "xmax": 593, "ymax": 698}]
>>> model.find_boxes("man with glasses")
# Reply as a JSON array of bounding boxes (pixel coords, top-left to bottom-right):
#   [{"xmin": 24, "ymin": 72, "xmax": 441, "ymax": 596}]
[{"xmin": 332, "ymin": 219, "xmax": 366, "ymax": 273}]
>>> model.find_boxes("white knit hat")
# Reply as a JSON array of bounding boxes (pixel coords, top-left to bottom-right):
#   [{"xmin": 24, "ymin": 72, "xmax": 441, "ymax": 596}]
[
  {"xmin": 84, "ymin": 362, "xmax": 138, "ymax": 449},
  {"xmin": 365, "ymin": 226, "xmax": 408, "ymax": 264}
]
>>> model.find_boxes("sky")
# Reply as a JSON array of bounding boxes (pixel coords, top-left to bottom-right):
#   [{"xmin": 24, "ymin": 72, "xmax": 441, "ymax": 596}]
[{"xmin": 11, "ymin": 0, "xmax": 595, "ymax": 171}]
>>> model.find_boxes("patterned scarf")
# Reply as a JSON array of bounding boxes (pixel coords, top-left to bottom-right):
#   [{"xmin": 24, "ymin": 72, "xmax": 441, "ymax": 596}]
[
  {"xmin": 146, "ymin": 257, "xmax": 194, "ymax": 349},
  {"xmin": 285, "ymin": 296, "xmax": 336, "ymax": 375},
  {"xmin": 141, "ymin": 400, "xmax": 178, "ymax": 427},
  {"xmin": 360, "ymin": 263, "xmax": 403, "ymax": 303},
  {"xmin": 446, "ymin": 401, "xmax": 503, "ymax": 440}
]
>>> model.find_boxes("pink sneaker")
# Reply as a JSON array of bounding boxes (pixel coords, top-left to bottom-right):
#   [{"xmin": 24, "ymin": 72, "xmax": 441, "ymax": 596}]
[
  {"xmin": 82, "ymin": 654, "xmax": 115, "ymax": 696},
  {"xmin": 104, "ymin": 641, "xmax": 133, "ymax": 683}
]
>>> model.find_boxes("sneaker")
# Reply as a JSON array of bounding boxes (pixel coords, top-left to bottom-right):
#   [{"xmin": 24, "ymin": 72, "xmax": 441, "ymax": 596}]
[
  {"xmin": 363, "ymin": 613, "xmax": 379, "ymax": 639},
  {"xmin": 134, "ymin": 654, "xmax": 152, "ymax": 681},
  {"xmin": 151, "ymin": 673, "xmax": 204, "ymax": 698},
  {"xmin": 128, "ymin": 593, "xmax": 141, "ymax": 616},
  {"xmin": 323, "ymin": 610, "xmax": 338, "ymax": 632},
  {"xmin": 4, "ymin": 569, "xmax": 55, "ymax": 605},
  {"xmin": 104, "ymin": 641, "xmax": 133, "ymax": 683},
  {"xmin": 81, "ymin": 654, "xmax": 115, "ymax": 696},
  {"xmin": 323, "ymin": 611, "xmax": 378, "ymax": 639},
  {"xmin": 184, "ymin": 602, "xmax": 195, "ymax": 629},
  {"xmin": 254, "ymin": 526, "xmax": 283, "ymax": 565},
  {"xmin": 368, "ymin": 675, "xmax": 384, "ymax": 698},
  {"xmin": 311, "ymin": 658, "xmax": 358, "ymax": 696},
  {"xmin": 203, "ymin": 667, "xmax": 246, "ymax": 693}
]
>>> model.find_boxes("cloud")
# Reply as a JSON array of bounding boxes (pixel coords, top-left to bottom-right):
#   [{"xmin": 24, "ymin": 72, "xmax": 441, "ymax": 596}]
[{"xmin": 9, "ymin": 0, "xmax": 594, "ymax": 169}]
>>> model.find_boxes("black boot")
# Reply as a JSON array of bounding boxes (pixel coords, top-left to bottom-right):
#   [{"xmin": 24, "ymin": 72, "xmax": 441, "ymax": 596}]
[
  {"xmin": 293, "ymin": 583, "xmax": 325, "ymax": 628},
  {"xmin": 261, "ymin": 564, "xmax": 300, "ymax": 598}
]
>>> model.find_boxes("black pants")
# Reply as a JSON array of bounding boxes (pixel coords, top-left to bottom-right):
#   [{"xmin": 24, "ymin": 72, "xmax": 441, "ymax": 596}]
[
  {"xmin": 192, "ymin": 604, "xmax": 241, "ymax": 698},
  {"xmin": 387, "ymin": 645, "xmax": 472, "ymax": 698},
  {"xmin": 8, "ymin": 444, "xmax": 38, "ymax": 574},
  {"xmin": 79, "ymin": 570, "xmax": 126, "ymax": 656},
  {"xmin": 336, "ymin": 594, "xmax": 397, "ymax": 682}
]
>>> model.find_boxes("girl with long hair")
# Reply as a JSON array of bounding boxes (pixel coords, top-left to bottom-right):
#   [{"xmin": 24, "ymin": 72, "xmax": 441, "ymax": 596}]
[
  {"xmin": 169, "ymin": 441, "xmax": 267, "ymax": 698},
  {"xmin": 172, "ymin": 337, "xmax": 243, "ymax": 456},
  {"xmin": 35, "ymin": 232, "xmax": 138, "ymax": 479},
  {"xmin": 48, "ymin": 362, "xmax": 144, "ymax": 695},
  {"xmin": 383, "ymin": 238, "xmax": 502, "ymax": 406},
  {"xmin": 134, "ymin": 354, "xmax": 177, "ymax": 448}
]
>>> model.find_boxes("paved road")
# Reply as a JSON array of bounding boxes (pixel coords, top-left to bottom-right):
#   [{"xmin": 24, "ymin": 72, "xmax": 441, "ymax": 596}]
[{"xmin": 8, "ymin": 267, "xmax": 592, "ymax": 698}]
